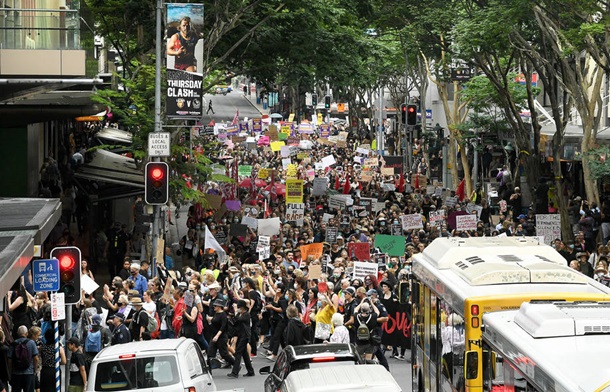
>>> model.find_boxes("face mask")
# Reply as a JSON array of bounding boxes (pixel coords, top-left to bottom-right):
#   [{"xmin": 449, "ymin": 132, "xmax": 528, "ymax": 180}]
[
  {"xmin": 288, "ymin": 270, "xmax": 293, "ymax": 275},
  {"xmin": 210, "ymin": 225, "xmax": 216, "ymax": 229},
  {"xmin": 380, "ymin": 222, "xmax": 385, "ymax": 226},
  {"xmin": 294, "ymin": 283, "xmax": 298, "ymax": 289},
  {"xmin": 284, "ymin": 295, "xmax": 289, "ymax": 300},
  {"xmin": 355, "ymin": 230, "xmax": 360, "ymax": 234},
  {"xmin": 317, "ymin": 301, "xmax": 322, "ymax": 307},
  {"xmin": 233, "ymin": 218, "xmax": 239, "ymax": 223},
  {"xmin": 274, "ymin": 269, "xmax": 281, "ymax": 275}
]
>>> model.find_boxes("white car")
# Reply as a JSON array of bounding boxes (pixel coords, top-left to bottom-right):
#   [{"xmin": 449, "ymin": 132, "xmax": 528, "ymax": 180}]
[{"xmin": 87, "ymin": 338, "xmax": 215, "ymax": 392}]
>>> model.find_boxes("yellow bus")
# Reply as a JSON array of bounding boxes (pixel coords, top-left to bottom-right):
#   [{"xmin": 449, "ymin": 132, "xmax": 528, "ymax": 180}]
[{"xmin": 410, "ymin": 237, "xmax": 610, "ymax": 392}]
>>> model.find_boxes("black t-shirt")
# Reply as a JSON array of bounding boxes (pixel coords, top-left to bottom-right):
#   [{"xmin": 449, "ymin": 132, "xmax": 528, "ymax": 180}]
[{"xmin": 69, "ymin": 351, "xmax": 86, "ymax": 386}]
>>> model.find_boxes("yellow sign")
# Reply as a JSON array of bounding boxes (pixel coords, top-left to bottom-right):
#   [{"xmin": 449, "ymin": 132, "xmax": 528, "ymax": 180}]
[
  {"xmin": 286, "ymin": 179, "xmax": 304, "ymax": 204},
  {"xmin": 288, "ymin": 113, "xmax": 295, "ymax": 122},
  {"xmin": 337, "ymin": 103, "xmax": 345, "ymax": 113},
  {"xmin": 271, "ymin": 141, "xmax": 285, "ymax": 152},
  {"xmin": 258, "ymin": 168, "xmax": 269, "ymax": 179},
  {"xmin": 317, "ymin": 113, "xmax": 323, "ymax": 124},
  {"xmin": 286, "ymin": 164, "xmax": 298, "ymax": 178}
]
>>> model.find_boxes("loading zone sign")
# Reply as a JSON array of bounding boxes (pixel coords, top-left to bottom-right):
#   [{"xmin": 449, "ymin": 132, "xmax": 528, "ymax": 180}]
[
  {"xmin": 148, "ymin": 132, "xmax": 171, "ymax": 157},
  {"xmin": 33, "ymin": 259, "xmax": 60, "ymax": 292}
]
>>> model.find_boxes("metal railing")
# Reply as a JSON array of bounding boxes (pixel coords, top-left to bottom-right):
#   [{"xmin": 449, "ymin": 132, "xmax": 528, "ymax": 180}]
[{"xmin": 0, "ymin": 8, "xmax": 81, "ymax": 50}]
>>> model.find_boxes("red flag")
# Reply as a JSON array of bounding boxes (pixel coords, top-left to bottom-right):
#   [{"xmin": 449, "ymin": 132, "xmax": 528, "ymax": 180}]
[
  {"xmin": 230, "ymin": 110, "xmax": 240, "ymax": 126},
  {"xmin": 398, "ymin": 173, "xmax": 405, "ymax": 193},
  {"xmin": 232, "ymin": 159, "xmax": 239, "ymax": 199},
  {"xmin": 264, "ymin": 199, "xmax": 271, "ymax": 218},
  {"xmin": 414, "ymin": 174, "xmax": 419, "ymax": 190},
  {"xmin": 456, "ymin": 178, "xmax": 466, "ymax": 201},
  {"xmin": 343, "ymin": 174, "xmax": 351, "ymax": 194},
  {"xmin": 335, "ymin": 176, "xmax": 341, "ymax": 191}
]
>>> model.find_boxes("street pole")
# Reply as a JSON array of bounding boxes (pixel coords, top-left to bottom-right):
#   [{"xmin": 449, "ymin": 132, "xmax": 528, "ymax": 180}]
[
  {"xmin": 473, "ymin": 128, "xmax": 479, "ymax": 192},
  {"xmin": 151, "ymin": 0, "xmax": 163, "ymax": 279},
  {"xmin": 378, "ymin": 86, "xmax": 383, "ymax": 156}
]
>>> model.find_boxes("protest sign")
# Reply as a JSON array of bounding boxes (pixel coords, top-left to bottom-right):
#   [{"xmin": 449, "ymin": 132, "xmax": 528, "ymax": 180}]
[
  {"xmin": 308, "ymin": 264, "xmax": 322, "ymax": 280},
  {"xmin": 312, "ymin": 178, "xmax": 328, "ymax": 196},
  {"xmin": 270, "ymin": 141, "xmax": 284, "ymax": 152},
  {"xmin": 280, "ymin": 145, "xmax": 291, "ymax": 158},
  {"xmin": 326, "ymin": 227, "xmax": 338, "ymax": 244},
  {"xmin": 382, "ymin": 156, "xmax": 403, "ymax": 174},
  {"xmin": 258, "ymin": 168, "xmax": 269, "ymax": 179},
  {"xmin": 352, "ymin": 261, "xmax": 378, "ymax": 281},
  {"xmin": 321, "ymin": 154, "xmax": 336, "ymax": 168},
  {"xmin": 391, "ymin": 224, "xmax": 403, "ymax": 236},
  {"xmin": 258, "ymin": 217, "xmax": 281, "ymax": 236},
  {"xmin": 374, "ymin": 234, "xmax": 406, "ymax": 256},
  {"xmin": 214, "ymin": 230, "xmax": 227, "ymax": 245},
  {"xmin": 238, "ymin": 165, "xmax": 252, "ymax": 177},
  {"xmin": 282, "ymin": 158, "xmax": 292, "ymax": 169},
  {"xmin": 286, "ymin": 203, "xmax": 305, "ymax": 225},
  {"xmin": 401, "ymin": 214, "xmax": 423, "ymax": 231},
  {"xmin": 286, "ymin": 179, "xmax": 304, "ymax": 203},
  {"xmin": 536, "ymin": 214, "xmax": 561, "ymax": 245},
  {"xmin": 429, "ymin": 209, "xmax": 446, "ymax": 227},
  {"xmin": 329, "ymin": 196, "xmax": 346, "ymax": 211},
  {"xmin": 258, "ymin": 246, "xmax": 271, "ymax": 261},
  {"xmin": 445, "ymin": 196, "xmax": 458, "ymax": 207},
  {"xmin": 322, "ymin": 213, "xmax": 334, "ymax": 223},
  {"xmin": 340, "ymin": 215, "xmax": 351, "ymax": 230},
  {"xmin": 241, "ymin": 216, "xmax": 258, "ymax": 230},
  {"xmin": 456, "ymin": 215, "xmax": 477, "ymax": 231},
  {"xmin": 347, "ymin": 242, "xmax": 371, "ymax": 261},
  {"xmin": 382, "ymin": 183, "xmax": 396, "ymax": 192},
  {"xmin": 203, "ymin": 194, "xmax": 222, "ymax": 210},
  {"xmin": 225, "ymin": 200, "xmax": 241, "ymax": 211},
  {"xmin": 300, "ymin": 243, "xmax": 323, "ymax": 261}
]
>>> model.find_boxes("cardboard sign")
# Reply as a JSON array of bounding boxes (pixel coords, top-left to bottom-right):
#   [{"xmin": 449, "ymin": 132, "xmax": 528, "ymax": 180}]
[
  {"xmin": 352, "ymin": 261, "xmax": 378, "ymax": 281},
  {"xmin": 347, "ymin": 242, "xmax": 371, "ymax": 261},
  {"xmin": 308, "ymin": 264, "xmax": 322, "ymax": 280},
  {"xmin": 301, "ymin": 243, "xmax": 324, "ymax": 261},
  {"xmin": 286, "ymin": 203, "xmax": 305, "ymax": 225},
  {"xmin": 204, "ymin": 194, "xmax": 222, "ymax": 210},
  {"xmin": 326, "ymin": 227, "xmax": 338, "ymax": 244},
  {"xmin": 266, "ymin": 126, "xmax": 279, "ymax": 141},
  {"xmin": 456, "ymin": 214, "xmax": 478, "ymax": 231},
  {"xmin": 536, "ymin": 214, "xmax": 561, "ymax": 245},
  {"xmin": 374, "ymin": 234, "xmax": 406, "ymax": 256},
  {"xmin": 286, "ymin": 179, "xmax": 304, "ymax": 203},
  {"xmin": 401, "ymin": 214, "xmax": 423, "ymax": 231}
]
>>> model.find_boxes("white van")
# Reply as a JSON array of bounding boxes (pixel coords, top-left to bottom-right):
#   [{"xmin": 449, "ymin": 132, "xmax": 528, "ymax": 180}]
[
  {"xmin": 86, "ymin": 338, "xmax": 216, "ymax": 392},
  {"xmin": 280, "ymin": 364, "xmax": 401, "ymax": 392}
]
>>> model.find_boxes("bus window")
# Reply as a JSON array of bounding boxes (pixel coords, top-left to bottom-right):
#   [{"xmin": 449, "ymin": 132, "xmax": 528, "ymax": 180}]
[
  {"xmin": 441, "ymin": 307, "xmax": 465, "ymax": 390},
  {"xmin": 482, "ymin": 347, "xmax": 504, "ymax": 392},
  {"xmin": 465, "ymin": 351, "xmax": 478, "ymax": 380}
]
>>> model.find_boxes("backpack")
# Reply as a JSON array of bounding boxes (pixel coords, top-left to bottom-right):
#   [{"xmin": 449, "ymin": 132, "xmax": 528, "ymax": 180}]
[
  {"xmin": 85, "ymin": 330, "xmax": 102, "ymax": 353},
  {"xmin": 13, "ymin": 339, "xmax": 32, "ymax": 370},
  {"xmin": 142, "ymin": 312, "xmax": 158, "ymax": 333},
  {"xmin": 356, "ymin": 314, "xmax": 372, "ymax": 341}
]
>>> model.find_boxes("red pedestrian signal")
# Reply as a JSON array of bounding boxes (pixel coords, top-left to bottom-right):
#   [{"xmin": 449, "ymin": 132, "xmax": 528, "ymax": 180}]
[
  {"xmin": 50, "ymin": 246, "xmax": 82, "ymax": 304},
  {"xmin": 145, "ymin": 162, "xmax": 169, "ymax": 205},
  {"xmin": 407, "ymin": 104, "xmax": 417, "ymax": 126}
]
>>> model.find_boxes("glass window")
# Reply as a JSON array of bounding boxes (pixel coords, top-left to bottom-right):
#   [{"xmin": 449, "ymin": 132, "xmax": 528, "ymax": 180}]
[{"xmin": 93, "ymin": 355, "xmax": 179, "ymax": 391}]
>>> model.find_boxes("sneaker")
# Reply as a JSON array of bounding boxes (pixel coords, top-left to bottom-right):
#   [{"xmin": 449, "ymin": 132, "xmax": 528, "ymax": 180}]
[
  {"xmin": 227, "ymin": 373, "xmax": 239, "ymax": 379},
  {"xmin": 390, "ymin": 353, "xmax": 399, "ymax": 359},
  {"xmin": 397, "ymin": 355, "xmax": 406, "ymax": 361},
  {"xmin": 244, "ymin": 372, "xmax": 255, "ymax": 377},
  {"xmin": 222, "ymin": 361, "xmax": 232, "ymax": 369},
  {"xmin": 250, "ymin": 353, "xmax": 257, "ymax": 357}
]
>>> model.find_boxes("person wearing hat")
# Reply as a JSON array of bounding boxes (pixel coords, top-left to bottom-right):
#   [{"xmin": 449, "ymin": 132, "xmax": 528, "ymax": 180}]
[
  {"xmin": 227, "ymin": 300, "xmax": 255, "ymax": 378},
  {"xmin": 576, "ymin": 252, "xmax": 594, "ymax": 278},
  {"xmin": 341, "ymin": 287, "xmax": 357, "ymax": 341},
  {"xmin": 128, "ymin": 297, "xmax": 149, "ymax": 341},
  {"xmin": 83, "ymin": 313, "xmax": 111, "ymax": 363},
  {"xmin": 110, "ymin": 313, "xmax": 131, "ymax": 345},
  {"xmin": 67, "ymin": 337, "xmax": 87, "ymax": 392},
  {"xmin": 207, "ymin": 299, "xmax": 235, "ymax": 372}
]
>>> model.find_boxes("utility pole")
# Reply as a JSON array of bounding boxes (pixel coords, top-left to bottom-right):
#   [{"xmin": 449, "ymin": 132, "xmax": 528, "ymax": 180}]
[
  {"xmin": 378, "ymin": 86, "xmax": 383, "ymax": 156},
  {"xmin": 151, "ymin": 0, "xmax": 163, "ymax": 279}
]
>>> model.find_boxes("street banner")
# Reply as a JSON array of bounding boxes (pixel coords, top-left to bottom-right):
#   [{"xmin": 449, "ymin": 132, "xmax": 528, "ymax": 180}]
[
  {"xmin": 165, "ymin": 3, "xmax": 204, "ymax": 118},
  {"xmin": 301, "ymin": 243, "xmax": 324, "ymax": 261},
  {"xmin": 401, "ymin": 214, "xmax": 423, "ymax": 231},
  {"xmin": 286, "ymin": 179, "xmax": 304, "ymax": 203},
  {"xmin": 374, "ymin": 234, "xmax": 406, "ymax": 256},
  {"xmin": 456, "ymin": 214, "xmax": 478, "ymax": 231},
  {"xmin": 429, "ymin": 210, "xmax": 446, "ymax": 227},
  {"xmin": 257, "ymin": 217, "xmax": 281, "ymax": 236},
  {"xmin": 286, "ymin": 203, "xmax": 305, "ymax": 225},
  {"xmin": 536, "ymin": 214, "xmax": 561, "ymax": 245},
  {"xmin": 347, "ymin": 243, "xmax": 371, "ymax": 261},
  {"xmin": 352, "ymin": 261, "xmax": 378, "ymax": 280}
]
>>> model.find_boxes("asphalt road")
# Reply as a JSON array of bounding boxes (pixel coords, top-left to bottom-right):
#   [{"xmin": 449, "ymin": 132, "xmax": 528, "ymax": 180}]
[
  {"xmin": 203, "ymin": 91, "xmax": 262, "ymax": 124},
  {"xmin": 213, "ymin": 351, "xmax": 413, "ymax": 392}
]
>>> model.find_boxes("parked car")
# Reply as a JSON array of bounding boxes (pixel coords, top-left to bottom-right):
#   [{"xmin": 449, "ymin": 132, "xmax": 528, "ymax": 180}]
[
  {"xmin": 259, "ymin": 344, "xmax": 362, "ymax": 392},
  {"xmin": 279, "ymin": 364, "xmax": 400, "ymax": 392},
  {"xmin": 214, "ymin": 85, "xmax": 232, "ymax": 95},
  {"xmin": 86, "ymin": 338, "xmax": 215, "ymax": 392}
]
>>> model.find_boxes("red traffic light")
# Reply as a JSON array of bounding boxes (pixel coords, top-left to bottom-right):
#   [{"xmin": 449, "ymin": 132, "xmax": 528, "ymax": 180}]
[
  {"xmin": 407, "ymin": 106, "xmax": 416, "ymax": 113},
  {"xmin": 151, "ymin": 167, "xmax": 164, "ymax": 180},
  {"xmin": 50, "ymin": 246, "xmax": 82, "ymax": 304},
  {"xmin": 58, "ymin": 254, "xmax": 75, "ymax": 270},
  {"xmin": 145, "ymin": 162, "xmax": 169, "ymax": 205}
]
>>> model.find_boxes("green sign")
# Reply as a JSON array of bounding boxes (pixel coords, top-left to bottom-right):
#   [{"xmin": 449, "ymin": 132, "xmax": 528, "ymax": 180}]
[
  {"xmin": 374, "ymin": 234, "xmax": 406, "ymax": 256},
  {"xmin": 238, "ymin": 165, "xmax": 253, "ymax": 177},
  {"xmin": 278, "ymin": 132, "xmax": 288, "ymax": 141}
]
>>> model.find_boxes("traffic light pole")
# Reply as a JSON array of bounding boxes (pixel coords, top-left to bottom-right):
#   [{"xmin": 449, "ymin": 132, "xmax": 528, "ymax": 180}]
[{"xmin": 151, "ymin": 0, "xmax": 163, "ymax": 279}]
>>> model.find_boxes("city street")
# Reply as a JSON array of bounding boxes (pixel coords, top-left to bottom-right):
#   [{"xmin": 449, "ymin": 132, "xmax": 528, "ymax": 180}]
[
  {"xmin": 214, "ymin": 353, "xmax": 413, "ymax": 392},
  {"xmin": 203, "ymin": 91, "xmax": 262, "ymax": 124}
]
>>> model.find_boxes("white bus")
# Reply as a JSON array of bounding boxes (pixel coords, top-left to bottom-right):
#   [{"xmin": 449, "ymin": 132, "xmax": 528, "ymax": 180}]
[{"xmin": 481, "ymin": 301, "xmax": 610, "ymax": 392}]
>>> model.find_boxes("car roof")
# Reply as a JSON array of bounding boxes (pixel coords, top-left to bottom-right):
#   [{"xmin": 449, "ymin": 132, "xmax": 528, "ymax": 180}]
[
  {"xmin": 283, "ymin": 364, "xmax": 400, "ymax": 392},
  {"xmin": 285, "ymin": 343, "xmax": 357, "ymax": 361},
  {"xmin": 94, "ymin": 337, "xmax": 192, "ymax": 360}
]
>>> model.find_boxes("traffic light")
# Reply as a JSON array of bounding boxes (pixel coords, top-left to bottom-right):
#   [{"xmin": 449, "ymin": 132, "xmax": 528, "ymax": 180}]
[
  {"xmin": 312, "ymin": 94, "xmax": 318, "ymax": 106},
  {"xmin": 406, "ymin": 104, "xmax": 417, "ymax": 126},
  {"xmin": 400, "ymin": 104, "xmax": 407, "ymax": 124},
  {"xmin": 50, "ymin": 246, "xmax": 81, "ymax": 304},
  {"xmin": 145, "ymin": 162, "xmax": 169, "ymax": 205},
  {"xmin": 324, "ymin": 95, "xmax": 331, "ymax": 109}
]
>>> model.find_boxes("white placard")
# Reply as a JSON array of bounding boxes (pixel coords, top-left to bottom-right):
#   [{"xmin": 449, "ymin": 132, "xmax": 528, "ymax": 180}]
[
  {"xmin": 401, "ymin": 214, "xmax": 424, "ymax": 231},
  {"xmin": 282, "ymin": 158, "xmax": 292, "ymax": 169},
  {"xmin": 356, "ymin": 147, "xmax": 370, "ymax": 155},
  {"xmin": 312, "ymin": 178, "xmax": 328, "ymax": 196},
  {"xmin": 456, "ymin": 215, "xmax": 478, "ymax": 231},
  {"xmin": 322, "ymin": 213, "xmax": 335, "ymax": 223},
  {"xmin": 321, "ymin": 154, "xmax": 337, "ymax": 168},
  {"xmin": 148, "ymin": 132, "xmax": 171, "ymax": 157},
  {"xmin": 281, "ymin": 145, "xmax": 291, "ymax": 158},
  {"xmin": 352, "ymin": 261, "xmax": 378, "ymax": 281},
  {"xmin": 286, "ymin": 203, "xmax": 305, "ymax": 225},
  {"xmin": 258, "ymin": 235, "xmax": 271, "ymax": 247},
  {"xmin": 51, "ymin": 292, "xmax": 66, "ymax": 321},
  {"xmin": 536, "ymin": 214, "xmax": 561, "ymax": 245},
  {"xmin": 81, "ymin": 274, "xmax": 100, "ymax": 295},
  {"xmin": 382, "ymin": 183, "xmax": 396, "ymax": 191},
  {"xmin": 241, "ymin": 216, "xmax": 258, "ymax": 229},
  {"xmin": 429, "ymin": 210, "xmax": 446, "ymax": 227}
]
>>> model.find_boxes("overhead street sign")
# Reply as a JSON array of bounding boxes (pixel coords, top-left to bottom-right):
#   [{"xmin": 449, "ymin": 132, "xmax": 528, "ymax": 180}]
[
  {"xmin": 148, "ymin": 132, "xmax": 171, "ymax": 157},
  {"xmin": 32, "ymin": 259, "xmax": 60, "ymax": 292}
]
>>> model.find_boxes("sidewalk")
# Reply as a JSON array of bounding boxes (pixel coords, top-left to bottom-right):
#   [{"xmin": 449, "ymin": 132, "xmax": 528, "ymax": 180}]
[{"xmin": 243, "ymin": 93, "xmax": 266, "ymax": 116}]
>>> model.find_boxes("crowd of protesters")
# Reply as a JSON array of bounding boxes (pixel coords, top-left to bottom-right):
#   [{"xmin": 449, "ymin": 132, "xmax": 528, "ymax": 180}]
[{"xmin": 6, "ymin": 119, "xmax": 610, "ymax": 390}]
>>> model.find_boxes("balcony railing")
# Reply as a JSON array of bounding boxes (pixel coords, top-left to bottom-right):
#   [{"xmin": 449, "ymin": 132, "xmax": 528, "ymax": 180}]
[{"xmin": 0, "ymin": 8, "xmax": 81, "ymax": 50}]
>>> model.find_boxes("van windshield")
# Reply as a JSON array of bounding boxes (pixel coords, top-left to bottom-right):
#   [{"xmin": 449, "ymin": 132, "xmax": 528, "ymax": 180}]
[{"xmin": 94, "ymin": 355, "xmax": 179, "ymax": 391}]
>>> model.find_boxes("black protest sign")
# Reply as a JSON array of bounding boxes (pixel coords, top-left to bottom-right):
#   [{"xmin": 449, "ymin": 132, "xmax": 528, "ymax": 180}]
[
  {"xmin": 391, "ymin": 224, "xmax": 403, "ymax": 236},
  {"xmin": 340, "ymin": 215, "xmax": 351, "ymax": 231},
  {"xmin": 326, "ymin": 227, "xmax": 338, "ymax": 244},
  {"xmin": 214, "ymin": 230, "xmax": 227, "ymax": 245},
  {"xmin": 230, "ymin": 223, "xmax": 248, "ymax": 237},
  {"xmin": 382, "ymin": 155, "xmax": 404, "ymax": 175},
  {"xmin": 380, "ymin": 299, "xmax": 411, "ymax": 348}
]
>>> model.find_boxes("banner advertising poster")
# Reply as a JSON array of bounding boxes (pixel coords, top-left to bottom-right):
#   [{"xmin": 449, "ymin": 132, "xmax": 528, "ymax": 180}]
[
  {"xmin": 165, "ymin": 3, "xmax": 204, "ymax": 118},
  {"xmin": 286, "ymin": 179, "xmax": 304, "ymax": 204}
]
